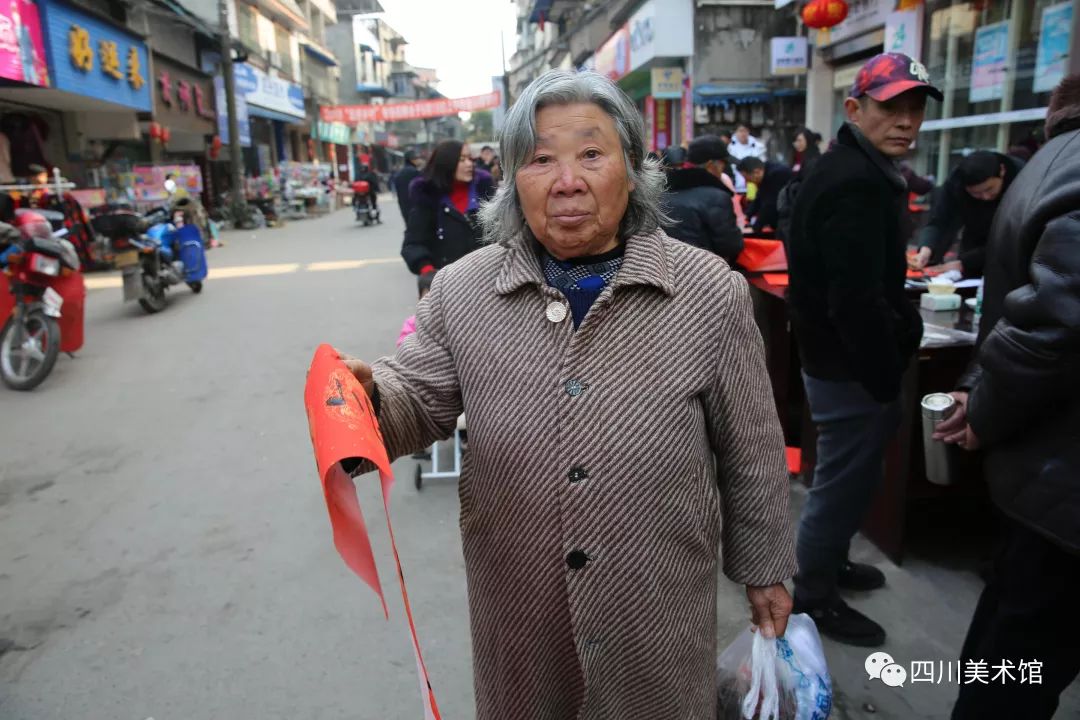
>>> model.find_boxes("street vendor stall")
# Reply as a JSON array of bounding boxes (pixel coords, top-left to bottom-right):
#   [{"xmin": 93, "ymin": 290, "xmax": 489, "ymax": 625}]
[
  {"xmin": 0, "ymin": 171, "xmax": 102, "ymax": 269},
  {"xmin": 738, "ymin": 240, "xmax": 987, "ymax": 564}
]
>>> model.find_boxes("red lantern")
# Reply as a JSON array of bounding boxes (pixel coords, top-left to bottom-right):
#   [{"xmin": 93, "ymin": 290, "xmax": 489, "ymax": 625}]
[
  {"xmin": 148, "ymin": 122, "xmax": 162, "ymax": 140},
  {"xmin": 209, "ymin": 135, "xmax": 223, "ymax": 160},
  {"xmin": 161, "ymin": 127, "xmax": 171, "ymax": 144},
  {"xmin": 802, "ymin": 0, "xmax": 848, "ymax": 29}
]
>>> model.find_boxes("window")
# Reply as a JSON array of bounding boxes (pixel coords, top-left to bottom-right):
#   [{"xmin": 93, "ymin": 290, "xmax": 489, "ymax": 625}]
[
  {"xmin": 275, "ymin": 25, "xmax": 293, "ymax": 75},
  {"xmin": 237, "ymin": 5, "xmax": 257, "ymax": 49}
]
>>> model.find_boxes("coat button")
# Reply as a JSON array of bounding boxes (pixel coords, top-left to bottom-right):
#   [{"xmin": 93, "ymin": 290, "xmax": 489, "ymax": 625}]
[
  {"xmin": 564, "ymin": 379, "xmax": 585, "ymax": 397},
  {"xmin": 546, "ymin": 301, "xmax": 568, "ymax": 323},
  {"xmin": 566, "ymin": 550, "xmax": 589, "ymax": 570},
  {"xmin": 568, "ymin": 467, "xmax": 589, "ymax": 483}
]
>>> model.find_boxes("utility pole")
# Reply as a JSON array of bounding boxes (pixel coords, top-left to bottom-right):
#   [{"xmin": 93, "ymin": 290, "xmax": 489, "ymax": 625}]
[{"xmin": 218, "ymin": 0, "xmax": 247, "ymax": 220}]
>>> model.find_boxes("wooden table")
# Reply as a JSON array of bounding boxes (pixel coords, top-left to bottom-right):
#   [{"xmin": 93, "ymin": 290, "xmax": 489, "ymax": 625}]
[{"xmin": 744, "ymin": 274, "xmax": 986, "ymax": 563}]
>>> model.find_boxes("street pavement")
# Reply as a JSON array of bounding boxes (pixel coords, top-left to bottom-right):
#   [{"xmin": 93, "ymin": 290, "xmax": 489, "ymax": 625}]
[{"xmin": 1, "ymin": 198, "xmax": 1077, "ymax": 719}]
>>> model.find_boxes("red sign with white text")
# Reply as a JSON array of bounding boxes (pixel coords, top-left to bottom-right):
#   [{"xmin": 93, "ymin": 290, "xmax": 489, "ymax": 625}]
[{"xmin": 321, "ymin": 91, "xmax": 501, "ymax": 124}]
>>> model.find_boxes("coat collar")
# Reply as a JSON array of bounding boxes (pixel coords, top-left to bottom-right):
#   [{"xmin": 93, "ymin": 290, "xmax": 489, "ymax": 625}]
[
  {"xmin": 494, "ymin": 227, "xmax": 675, "ymax": 297},
  {"xmin": 667, "ymin": 166, "xmax": 732, "ymax": 194},
  {"xmin": 839, "ymin": 122, "xmax": 907, "ymax": 193}
]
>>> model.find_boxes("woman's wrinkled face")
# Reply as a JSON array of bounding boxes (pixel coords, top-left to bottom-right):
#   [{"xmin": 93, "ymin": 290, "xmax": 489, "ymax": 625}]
[
  {"xmin": 516, "ymin": 102, "xmax": 632, "ymax": 260},
  {"xmin": 455, "ymin": 145, "xmax": 474, "ymax": 183}
]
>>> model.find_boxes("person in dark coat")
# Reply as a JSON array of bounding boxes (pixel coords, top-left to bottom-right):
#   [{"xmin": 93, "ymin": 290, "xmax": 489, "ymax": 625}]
[
  {"xmin": 910, "ymin": 150, "xmax": 1025, "ymax": 276},
  {"xmin": 736, "ymin": 156, "xmax": 794, "ymax": 234},
  {"xmin": 933, "ymin": 74, "xmax": 1080, "ymax": 720},
  {"xmin": 401, "ymin": 139, "xmax": 494, "ymax": 275},
  {"xmin": 393, "ymin": 150, "xmax": 424, "ymax": 221},
  {"xmin": 787, "ymin": 52, "xmax": 942, "ymax": 647},
  {"xmin": 661, "ymin": 135, "xmax": 743, "ymax": 263},
  {"xmin": 790, "ymin": 127, "xmax": 822, "ymax": 177}
]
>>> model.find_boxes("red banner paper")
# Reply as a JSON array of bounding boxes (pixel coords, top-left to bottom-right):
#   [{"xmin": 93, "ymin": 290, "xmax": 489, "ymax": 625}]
[
  {"xmin": 320, "ymin": 91, "xmax": 501, "ymax": 124},
  {"xmin": 304, "ymin": 344, "xmax": 441, "ymax": 719}
]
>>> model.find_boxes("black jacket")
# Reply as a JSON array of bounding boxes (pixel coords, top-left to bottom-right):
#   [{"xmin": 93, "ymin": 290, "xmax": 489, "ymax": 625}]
[
  {"xmin": 393, "ymin": 165, "xmax": 422, "ymax": 221},
  {"xmin": 401, "ymin": 170, "xmax": 495, "ymax": 274},
  {"xmin": 788, "ymin": 123, "xmax": 923, "ymax": 402},
  {"xmin": 956, "ymin": 125, "xmax": 1080, "ymax": 554},
  {"xmin": 747, "ymin": 161, "xmax": 794, "ymax": 233},
  {"xmin": 661, "ymin": 167, "xmax": 744, "ymax": 262},
  {"xmin": 916, "ymin": 153, "xmax": 1024, "ymax": 277}
]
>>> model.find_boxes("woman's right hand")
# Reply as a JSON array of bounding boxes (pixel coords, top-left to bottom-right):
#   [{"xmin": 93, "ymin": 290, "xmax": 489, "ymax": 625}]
[
  {"xmin": 909, "ymin": 246, "xmax": 933, "ymax": 269},
  {"xmin": 335, "ymin": 348, "xmax": 374, "ymax": 397}
]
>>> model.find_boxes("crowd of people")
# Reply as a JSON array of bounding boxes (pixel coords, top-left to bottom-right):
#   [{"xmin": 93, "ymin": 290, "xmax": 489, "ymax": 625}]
[{"xmin": 340, "ymin": 55, "xmax": 1078, "ymax": 718}]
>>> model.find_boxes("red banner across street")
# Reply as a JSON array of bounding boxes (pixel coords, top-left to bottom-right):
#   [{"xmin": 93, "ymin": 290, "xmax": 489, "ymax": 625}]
[{"xmin": 320, "ymin": 91, "xmax": 502, "ymax": 124}]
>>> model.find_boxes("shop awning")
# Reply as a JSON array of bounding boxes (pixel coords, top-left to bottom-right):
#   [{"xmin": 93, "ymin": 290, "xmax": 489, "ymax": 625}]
[
  {"xmin": 302, "ymin": 42, "xmax": 338, "ymax": 66},
  {"xmin": 247, "ymin": 104, "xmax": 305, "ymax": 123},
  {"xmin": 356, "ymin": 83, "xmax": 392, "ymax": 96},
  {"xmin": 694, "ymin": 84, "xmax": 803, "ymax": 107}
]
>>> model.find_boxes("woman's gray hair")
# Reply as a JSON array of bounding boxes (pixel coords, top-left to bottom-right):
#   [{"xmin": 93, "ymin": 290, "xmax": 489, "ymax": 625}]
[{"xmin": 479, "ymin": 69, "xmax": 668, "ymax": 245}]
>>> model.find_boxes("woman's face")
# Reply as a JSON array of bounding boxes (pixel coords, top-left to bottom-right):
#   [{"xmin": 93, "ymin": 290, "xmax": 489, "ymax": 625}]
[
  {"xmin": 793, "ymin": 134, "xmax": 807, "ymax": 153},
  {"xmin": 455, "ymin": 146, "xmax": 474, "ymax": 183},
  {"xmin": 515, "ymin": 102, "xmax": 631, "ymax": 260}
]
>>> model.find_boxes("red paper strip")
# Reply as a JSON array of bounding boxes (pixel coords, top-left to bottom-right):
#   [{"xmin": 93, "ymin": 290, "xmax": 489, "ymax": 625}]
[
  {"xmin": 320, "ymin": 91, "xmax": 502, "ymax": 124},
  {"xmin": 762, "ymin": 273, "xmax": 789, "ymax": 287},
  {"xmin": 304, "ymin": 344, "xmax": 441, "ymax": 719}
]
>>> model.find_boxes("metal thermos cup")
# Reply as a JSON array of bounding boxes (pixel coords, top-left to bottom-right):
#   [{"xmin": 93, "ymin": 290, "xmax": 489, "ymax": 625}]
[{"xmin": 921, "ymin": 393, "xmax": 957, "ymax": 486}]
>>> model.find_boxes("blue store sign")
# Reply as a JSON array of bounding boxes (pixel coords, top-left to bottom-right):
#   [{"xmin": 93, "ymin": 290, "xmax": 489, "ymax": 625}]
[
  {"xmin": 38, "ymin": 0, "xmax": 151, "ymax": 111},
  {"xmin": 232, "ymin": 63, "xmax": 305, "ymax": 121}
]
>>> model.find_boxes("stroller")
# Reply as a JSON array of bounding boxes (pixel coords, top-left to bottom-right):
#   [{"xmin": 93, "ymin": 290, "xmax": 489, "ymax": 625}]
[
  {"xmin": 413, "ymin": 414, "xmax": 465, "ymax": 490},
  {"xmin": 352, "ymin": 181, "xmax": 381, "ymax": 227}
]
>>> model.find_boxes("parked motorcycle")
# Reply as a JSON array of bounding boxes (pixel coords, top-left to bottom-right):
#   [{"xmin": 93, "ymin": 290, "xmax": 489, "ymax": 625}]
[
  {"xmin": 91, "ymin": 204, "xmax": 208, "ymax": 314},
  {"xmin": 0, "ymin": 212, "xmax": 86, "ymax": 391},
  {"xmin": 352, "ymin": 181, "xmax": 381, "ymax": 227}
]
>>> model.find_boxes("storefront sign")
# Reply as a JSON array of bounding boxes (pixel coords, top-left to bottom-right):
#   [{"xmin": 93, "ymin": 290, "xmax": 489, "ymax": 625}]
[
  {"xmin": 653, "ymin": 98, "xmax": 671, "ymax": 150},
  {"xmin": 315, "ymin": 120, "xmax": 351, "ymax": 144},
  {"xmin": 650, "ymin": 67, "xmax": 683, "ymax": 99},
  {"xmin": 970, "ymin": 21, "xmax": 1009, "ymax": 103},
  {"xmin": 586, "ymin": 25, "xmax": 631, "ymax": 81},
  {"xmin": 320, "ymin": 91, "xmax": 501, "ymax": 124},
  {"xmin": 0, "ymin": 0, "xmax": 49, "ymax": 86},
  {"xmin": 644, "ymin": 95, "xmax": 656, "ymax": 153},
  {"xmin": 154, "ymin": 55, "xmax": 216, "ymax": 138},
  {"xmin": 128, "ymin": 164, "xmax": 203, "ymax": 203},
  {"xmin": 233, "ymin": 63, "xmax": 305, "ymax": 120},
  {"xmin": 1034, "ymin": 2, "xmax": 1072, "ymax": 94},
  {"xmin": 625, "ymin": 0, "xmax": 692, "ymax": 73},
  {"xmin": 681, "ymin": 75, "xmax": 693, "ymax": 144},
  {"xmin": 770, "ymin": 37, "xmax": 808, "ymax": 76},
  {"xmin": 214, "ymin": 75, "xmax": 251, "ymax": 147},
  {"xmin": 820, "ymin": 0, "xmax": 893, "ymax": 45},
  {"xmin": 38, "ymin": 0, "xmax": 150, "ymax": 110},
  {"xmin": 885, "ymin": 8, "xmax": 923, "ymax": 61}
]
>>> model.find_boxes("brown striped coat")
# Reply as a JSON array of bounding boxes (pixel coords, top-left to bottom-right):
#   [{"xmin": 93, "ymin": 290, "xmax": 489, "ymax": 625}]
[{"xmin": 370, "ymin": 228, "xmax": 797, "ymax": 719}]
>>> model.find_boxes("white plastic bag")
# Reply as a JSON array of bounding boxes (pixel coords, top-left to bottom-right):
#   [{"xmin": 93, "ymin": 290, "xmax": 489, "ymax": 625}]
[{"xmin": 716, "ymin": 613, "xmax": 832, "ymax": 720}]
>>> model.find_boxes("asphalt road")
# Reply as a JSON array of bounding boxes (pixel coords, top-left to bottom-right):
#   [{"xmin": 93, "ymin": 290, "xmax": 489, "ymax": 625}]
[{"xmin": 2, "ymin": 199, "xmax": 1077, "ymax": 719}]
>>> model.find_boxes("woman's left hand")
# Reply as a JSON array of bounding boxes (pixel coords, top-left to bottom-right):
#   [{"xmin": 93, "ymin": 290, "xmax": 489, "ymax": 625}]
[{"xmin": 746, "ymin": 583, "xmax": 793, "ymax": 639}]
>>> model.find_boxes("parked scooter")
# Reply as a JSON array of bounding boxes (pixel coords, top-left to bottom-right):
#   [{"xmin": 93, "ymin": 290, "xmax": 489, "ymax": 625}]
[
  {"xmin": 0, "ymin": 211, "xmax": 86, "ymax": 390},
  {"xmin": 352, "ymin": 180, "xmax": 381, "ymax": 226},
  {"xmin": 91, "ymin": 203, "xmax": 208, "ymax": 313}
]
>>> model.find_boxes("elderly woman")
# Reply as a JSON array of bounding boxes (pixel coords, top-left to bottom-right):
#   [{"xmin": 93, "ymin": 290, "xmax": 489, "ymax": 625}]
[{"xmin": 342, "ymin": 70, "xmax": 795, "ymax": 718}]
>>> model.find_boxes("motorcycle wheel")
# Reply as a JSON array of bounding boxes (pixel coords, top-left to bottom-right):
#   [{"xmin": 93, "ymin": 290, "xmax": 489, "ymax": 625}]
[
  {"xmin": 138, "ymin": 275, "xmax": 168, "ymax": 314},
  {"xmin": 0, "ymin": 309, "xmax": 61, "ymax": 391},
  {"xmin": 189, "ymin": 281, "xmax": 203, "ymax": 294}
]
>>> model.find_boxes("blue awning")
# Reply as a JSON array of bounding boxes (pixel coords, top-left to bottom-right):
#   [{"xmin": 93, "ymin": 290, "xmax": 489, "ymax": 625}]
[
  {"xmin": 247, "ymin": 104, "xmax": 305, "ymax": 123},
  {"xmin": 356, "ymin": 83, "xmax": 392, "ymax": 96},
  {"xmin": 694, "ymin": 83, "xmax": 804, "ymax": 107},
  {"xmin": 529, "ymin": 0, "xmax": 553, "ymax": 22},
  {"xmin": 302, "ymin": 43, "xmax": 337, "ymax": 66}
]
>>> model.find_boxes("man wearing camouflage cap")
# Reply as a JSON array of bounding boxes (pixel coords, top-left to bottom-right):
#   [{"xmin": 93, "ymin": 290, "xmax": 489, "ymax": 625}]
[{"xmin": 786, "ymin": 53, "xmax": 943, "ymax": 646}]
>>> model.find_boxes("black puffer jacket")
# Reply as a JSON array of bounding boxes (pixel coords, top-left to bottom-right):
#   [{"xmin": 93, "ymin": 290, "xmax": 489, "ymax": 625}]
[
  {"xmin": 957, "ymin": 109, "xmax": 1080, "ymax": 553},
  {"xmin": 787, "ymin": 122, "xmax": 923, "ymax": 403},
  {"xmin": 661, "ymin": 167, "xmax": 743, "ymax": 262},
  {"xmin": 401, "ymin": 170, "xmax": 494, "ymax": 274}
]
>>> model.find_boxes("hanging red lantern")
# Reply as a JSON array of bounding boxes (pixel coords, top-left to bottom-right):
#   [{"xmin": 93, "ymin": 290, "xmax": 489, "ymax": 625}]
[
  {"xmin": 802, "ymin": 0, "xmax": 848, "ymax": 29},
  {"xmin": 161, "ymin": 127, "xmax": 171, "ymax": 144},
  {"xmin": 148, "ymin": 122, "xmax": 162, "ymax": 140},
  {"xmin": 209, "ymin": 135, "xmax": 223, "ymax": 160}
]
